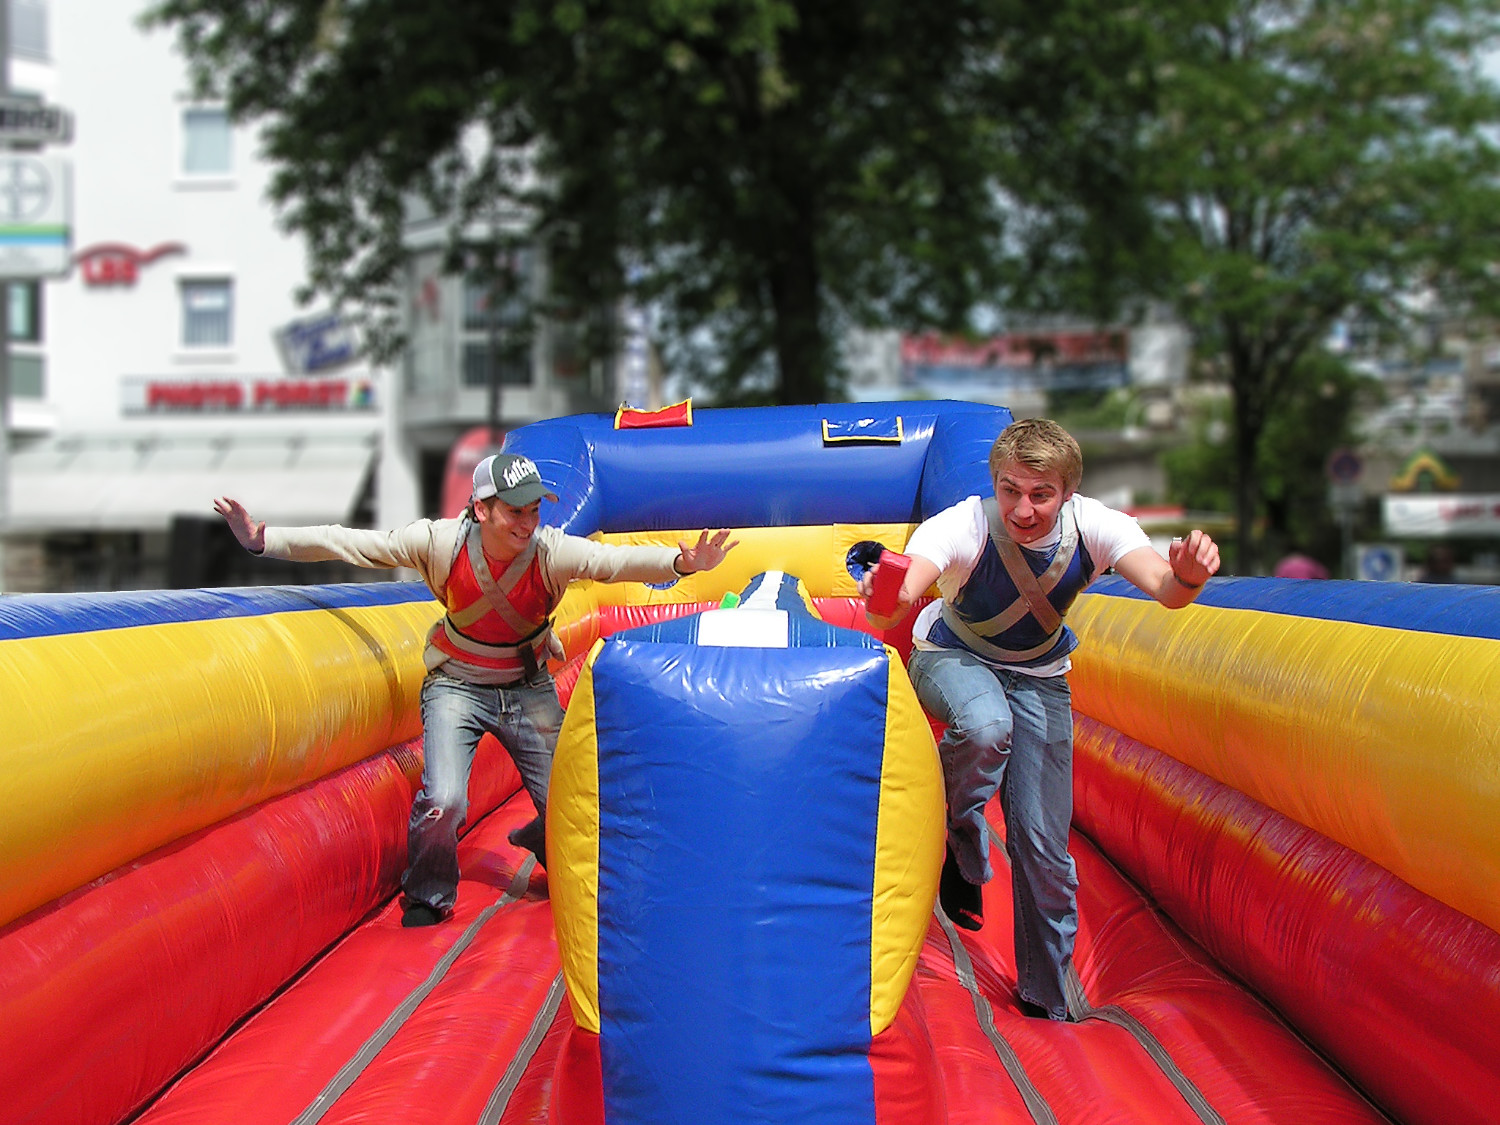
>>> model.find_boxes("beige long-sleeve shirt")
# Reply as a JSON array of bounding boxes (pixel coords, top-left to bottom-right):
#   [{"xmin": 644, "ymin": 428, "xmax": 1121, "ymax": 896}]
[{"xmin": 261, "ymin": 518, "xmax": 679, "ymax": 679}]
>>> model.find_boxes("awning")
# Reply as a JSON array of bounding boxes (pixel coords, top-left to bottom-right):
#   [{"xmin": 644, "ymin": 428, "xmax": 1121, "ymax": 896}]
[{"xmin": 4, "ymin": 431, "xmax": 378, "ymax": 533}]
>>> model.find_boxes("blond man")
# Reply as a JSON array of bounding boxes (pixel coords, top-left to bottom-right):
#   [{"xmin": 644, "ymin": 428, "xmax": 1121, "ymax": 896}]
[{"xmin": 863, "ymin": 419, "xmax": 1218, "ymax": 1019}]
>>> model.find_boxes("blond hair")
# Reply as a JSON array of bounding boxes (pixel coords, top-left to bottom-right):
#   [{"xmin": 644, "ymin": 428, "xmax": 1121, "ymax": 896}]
[{"xmin": 988, "ymin": 418, "xmax": 1082, "ymax": 494}]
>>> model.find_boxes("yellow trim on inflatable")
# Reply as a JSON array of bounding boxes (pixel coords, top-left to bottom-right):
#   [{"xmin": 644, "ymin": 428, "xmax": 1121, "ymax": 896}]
[
  {"xmin": 0, "ymin": 600, "xmax": 437, "ymax": 929},
  {"xmin": 586, "ymin": 522, "xmax": 921, "ymax": 600},
  {"xmin": 870, "ymin": 649, "xmax": 946, "ymax": 1035},
  {"xmin": 549, "ymin": 640, "xmax": 604, "ymax": 1033},
  {"xmin": 551, "ymin": 524, "xmax": 930, "ymax": 660},
  {"xmin": 1068, "ymin": 595, "xmax": 1500, "ymax": 935},
  {"xmin": 789, "ymin": 575, "xmax": 820, "ymax": 619}
]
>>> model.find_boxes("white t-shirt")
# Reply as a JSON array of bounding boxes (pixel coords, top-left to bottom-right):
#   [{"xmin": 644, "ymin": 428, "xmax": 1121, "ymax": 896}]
[{"xmin": 905, "ymin": 494, "xmax": 1152, "ymax": 677}]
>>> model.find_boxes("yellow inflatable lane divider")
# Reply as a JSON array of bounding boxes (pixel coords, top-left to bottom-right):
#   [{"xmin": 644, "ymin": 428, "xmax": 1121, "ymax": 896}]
[
  {"xmin": 590, "ymin": 522, "xmax": 921, "ymax": 599},
  {"xmin": 1068, "ymin": 593, "xmax": 1500, "ymax": 936},
  {"xmin": 0, "ymin": 599, "xmax": 438, "ymax": 929}
]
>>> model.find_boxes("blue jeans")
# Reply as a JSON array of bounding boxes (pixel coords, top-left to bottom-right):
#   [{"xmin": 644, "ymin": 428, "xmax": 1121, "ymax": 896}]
[
  {"xmin": 907, "ymin": 646, "xmax": 1079, "ymax": 1019},
  {"xmin": 402, "ymin": 668, "xmax": 563, "ymax": 913}
]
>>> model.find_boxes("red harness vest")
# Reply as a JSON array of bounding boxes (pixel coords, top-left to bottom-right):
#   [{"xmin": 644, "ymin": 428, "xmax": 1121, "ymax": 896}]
[{"xmin": 429, "ymin": 523, "xmax": 556, "ymax": 681}]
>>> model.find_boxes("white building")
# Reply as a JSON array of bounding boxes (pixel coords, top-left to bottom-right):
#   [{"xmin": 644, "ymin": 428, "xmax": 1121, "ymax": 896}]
[
  {"xmin": 0, "ymin": 0, "xmax": 622, "ymax": 593},
  {"xmin": 0, "ymin": 0, "xmax": 425, "ymax": 592}
]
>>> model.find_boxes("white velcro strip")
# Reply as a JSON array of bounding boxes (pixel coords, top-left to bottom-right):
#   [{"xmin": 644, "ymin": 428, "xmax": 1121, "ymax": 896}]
[{"xmin": 694, "ymin": 608, "xmax": 790, "ymax": 648}]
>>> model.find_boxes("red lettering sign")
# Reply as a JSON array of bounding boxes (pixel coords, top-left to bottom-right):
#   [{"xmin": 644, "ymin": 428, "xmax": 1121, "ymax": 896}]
[
  {"xmin": 75, "ymin": 243, "xmax": 187, "ymax": 287},
  {"xmin": 901, "ymin": 330, "xmax": 1128, "ymax": 369},
  {"xmin": 131, "ymin": 377, "xmax": 364, "ymax": 413},
  {"xmin": 253, "ymin": 380, "xmax": 347, "ymax": 408},
  {"xmin": 145, "ymin": 381, "xmax": 243, "ymax": 411}
]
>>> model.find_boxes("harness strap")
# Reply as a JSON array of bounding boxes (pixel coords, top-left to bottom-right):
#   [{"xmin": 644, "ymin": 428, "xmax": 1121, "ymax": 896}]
[
  {"xmin": 938, "ymin": 500, "xmax": 1079, "ymax": 664},
  {"xmin": 939, "ymin": 607, "xmax": 1068, "ymax": 664},
  {"xmin": 440, "ymin": 617, "xmax": 550, "ymax": 663},
  {"xmin": 466, "ymin": 523, "xmax": 547, "ymax": 637},
  {"xmin": 436, "ymin": 519, "xmax": 555, "ymax": 677},
  {"xmin": 980, "ymin": 497, "xmax": 1076, "ymax": 636}
]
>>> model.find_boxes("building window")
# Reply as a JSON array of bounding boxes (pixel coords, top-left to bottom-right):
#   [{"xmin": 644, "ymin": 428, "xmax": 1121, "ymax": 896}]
[
  {"xmin": 181, "ymin": 279, "xmax": 234, "ymax": 347},
  {"xmin": 462, "ymin": 342, "xmax": 531, "ymax": 389},
  {"xmin": 8, "ymin": 281, "xmax": 41, "ymax": 342},
  {"xmin": 8, "ymin": 353, "xmax": 43, "ymax": 397},
  {"xmin": 181, "ymin": 107, "xmax": 232, "ymax": 176},
  {"xmin": 461, "ymin": 249, "xmax": 534, "ymax": 388},
  {"xmin": 10, "ymin": 0, "xmax": 48, "ymax": 60}
]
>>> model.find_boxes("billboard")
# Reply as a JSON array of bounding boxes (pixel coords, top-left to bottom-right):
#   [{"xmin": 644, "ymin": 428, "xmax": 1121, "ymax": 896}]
[
  {"xmin": 900, "ymin": 329, "xmax": 1129, "ymax": 399},
  {"xmin": 1383, "ymin": 494, "xmax": 1500, "ymax": 537}
]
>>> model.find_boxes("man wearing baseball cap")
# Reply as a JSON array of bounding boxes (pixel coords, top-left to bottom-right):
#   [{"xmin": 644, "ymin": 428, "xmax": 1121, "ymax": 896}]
[{"xmin": 215, "ymin": 452, "xmax": 736, "ymax": 926}]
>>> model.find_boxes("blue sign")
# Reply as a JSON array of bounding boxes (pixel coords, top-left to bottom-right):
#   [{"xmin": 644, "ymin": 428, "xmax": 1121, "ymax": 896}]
[
  {"xmin": 274, "ymin": 312, "xmax": 358, "ymax": 374},
  {"xmin": 1357, "ymin": 544, "xmax": 1402, "ymax": 582}
]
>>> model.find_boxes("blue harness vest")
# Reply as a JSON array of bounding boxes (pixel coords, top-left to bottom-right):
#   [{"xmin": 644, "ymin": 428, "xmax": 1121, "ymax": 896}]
[{"xmin": 932, "ymin": 498, "xmax": 1095, "ymax": 668}]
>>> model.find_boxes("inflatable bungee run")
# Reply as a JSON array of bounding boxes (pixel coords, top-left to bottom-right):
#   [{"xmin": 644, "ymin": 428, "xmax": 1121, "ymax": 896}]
[{"xmin": 2, "ymin": 399, "xmax": 1499, "ymax": 1125}]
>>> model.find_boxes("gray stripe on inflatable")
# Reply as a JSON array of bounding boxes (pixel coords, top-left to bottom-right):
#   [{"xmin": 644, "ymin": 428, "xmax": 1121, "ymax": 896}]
[
  {"xmin": 290, "ymin": 856, "xmax": 537, "ymax": 1125},
  {"xmin": 1062, "ymin": 965, "xmax": 1227, "ymax": 1125},
  {"xmin": 475, "ymin": 972, "xmax": 567, "ymax": 1125},
  {"xmin": 936, "ymin": 909, "xmax": 1060, "ymax": 1125},
  {"xmin": 981, "ymin": 821, "xmax": 1224, "ymax": 1125}
]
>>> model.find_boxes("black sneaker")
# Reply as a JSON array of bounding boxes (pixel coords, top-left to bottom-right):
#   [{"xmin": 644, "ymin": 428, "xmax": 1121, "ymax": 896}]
[
  {"xmin": 939, "ymin": 844, "xmax": 984, "ymax": 931},
  {"xmin": 400, "ymin": 902, "xmax": 447, "ymax": 928},
  {"xmin": 508, "ymin": 816, "xmax": 547, "ymax": 868},
  {"xmin": 1016, "ymin": 993, "xmax": 1075, "ymax": 1021},
  {"xmin": 1016, "ymin": 996, "xmax": 1051, "ymax": 1019}
]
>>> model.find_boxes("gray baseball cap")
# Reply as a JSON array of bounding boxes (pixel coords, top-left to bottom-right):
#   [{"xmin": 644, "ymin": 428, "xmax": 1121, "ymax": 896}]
[{"xmin": 472, "ymin": 453, "xmax": 559, "ymax": 505}]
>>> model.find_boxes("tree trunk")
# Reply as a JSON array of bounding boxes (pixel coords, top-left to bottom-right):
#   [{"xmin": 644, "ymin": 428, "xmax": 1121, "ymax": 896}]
[
  {"xmin": 767, "ymin": 242, "xmax": 828, "ymax": 404},
  {"xmin": 1230, "ymin": 366, "xmax": 1264, "ymax": 576}
]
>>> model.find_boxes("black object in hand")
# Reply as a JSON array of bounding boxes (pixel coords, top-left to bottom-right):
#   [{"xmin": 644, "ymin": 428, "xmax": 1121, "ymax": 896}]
[{"xmin": 846, "ymin": 540, "xmax": 888, "ymax": 581}]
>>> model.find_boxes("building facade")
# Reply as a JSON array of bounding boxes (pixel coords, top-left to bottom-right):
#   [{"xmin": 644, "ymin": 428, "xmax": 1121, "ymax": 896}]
[{"xmin": 0, "ymin": 0, "xmax": 615, "ymax": 592}]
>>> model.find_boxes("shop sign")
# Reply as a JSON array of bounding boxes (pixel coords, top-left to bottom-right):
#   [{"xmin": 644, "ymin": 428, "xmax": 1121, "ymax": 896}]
[
  {"xmin": 0, "ymin": 153, "xmax": 72, "ymax": 278},
  {"xmin": 1383, "ymin": 494, "xmax": 1500, "ymax": 537},
  {"xmin": 900, "ymin": 329, "xmax": 1131, "ymax": 395},
  {"xmin": 0, "ymin": 96, "xmax": 74, "ymax": 145},
  {"xmin": 121, "ymin": 375, "xmax": 376, "ymax": 414},
  {"xmin": 75, "ymin": 242, "xmax": 186, "ymax": 286},
  {"xmin": 274, "ymin": 311, "xmax": 358, "ymax": 374}
]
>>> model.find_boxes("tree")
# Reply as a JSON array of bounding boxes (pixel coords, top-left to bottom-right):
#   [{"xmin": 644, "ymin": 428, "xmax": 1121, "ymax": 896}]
[
  {"xmin": 145, "ymin": 0, "xmax": 1162, "ymax": 404},
  {"xmin": 1163, "ymin": 353, "xmax": 1378, "ymax": 572},
  {"xmin": 1140, "ymin": 0, "xmax": 1500, "ymax": 572}
]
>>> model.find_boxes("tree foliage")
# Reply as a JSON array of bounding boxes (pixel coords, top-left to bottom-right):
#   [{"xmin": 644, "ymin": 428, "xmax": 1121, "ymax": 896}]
[
  {"xmin": 144, "ymin": 0, "xmax": 1162, "ymax": 404},
  {"xmin": 1140, "ymin": 0, "xmax": 1500, "ymax": 571},
  {"xmin": 1163, "ymin": 353, "xmax": 1378, "ymax": 572}
]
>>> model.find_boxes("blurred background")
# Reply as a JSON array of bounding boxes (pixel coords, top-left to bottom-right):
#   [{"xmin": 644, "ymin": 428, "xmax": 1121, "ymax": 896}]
[{"xmin": 3, "ymin": 0, "xmax": 1499, "ymax": 593}]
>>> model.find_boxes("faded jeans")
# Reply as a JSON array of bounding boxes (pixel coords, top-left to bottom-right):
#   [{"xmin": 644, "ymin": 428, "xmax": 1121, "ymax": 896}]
[
  {"xmin": 907, "ymin": 646, "xmax": 1079, "ymax": 1019},
  {"xmin": 402, "ymin": 668, "xmax": 563, "ymax": 913}
]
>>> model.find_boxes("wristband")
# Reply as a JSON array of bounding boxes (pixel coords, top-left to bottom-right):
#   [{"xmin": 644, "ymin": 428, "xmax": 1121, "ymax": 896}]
[
  {"xmin": 1173, "ymin": 571, "xmax": 1203, "ymax": 590},
  {"xmin": 672, "ymin": 553, "xmax": 689, "ymax": 577}
]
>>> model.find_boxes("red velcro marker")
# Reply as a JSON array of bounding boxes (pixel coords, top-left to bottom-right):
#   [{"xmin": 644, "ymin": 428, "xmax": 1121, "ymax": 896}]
[
  {"xmin": 867, "ymin": 550, "xmax": 911, "ymax": 616},
  {"xmin": 615, "ymin": 398, "xmax": 693, "ymax": 429}
]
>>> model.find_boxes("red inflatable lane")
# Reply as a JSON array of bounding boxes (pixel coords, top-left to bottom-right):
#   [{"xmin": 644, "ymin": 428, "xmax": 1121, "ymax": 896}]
[
  {"xmin": 0, "ymin": 743, "xmax": 416, "ymax": 1125},
  {"xmin": 1072, "ymin": 717, "xmax": 1500, "ymax": 1125},
  {"xmin": 941, "ymin": 805, "xmax": 1387, "ymax": 1125},
  {"xmin": 134, "ymin": 795, "xmax": 547, "ymax": 1125},
  {"xmin": 1067, "ymin": 846, "xmax": 1384, "ymax": 1124},
  {"xmin": 497, "ymin": 994, "xmax": 574, "ymax": 1125},
  {"xmin": 908, "ymin": 920, "xmax": 1079, "ymax": 1125},
  {"xmin": 311, "ymin": 882, "xmax": 560, "ymax": 1123},
  {"xmin": 930, "ymin": 908, "xmax": 1222, "ymax": 1125},
  {"xmin": 868, "ymin": 982, "xmax": 949, "ymax": 1125}
]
